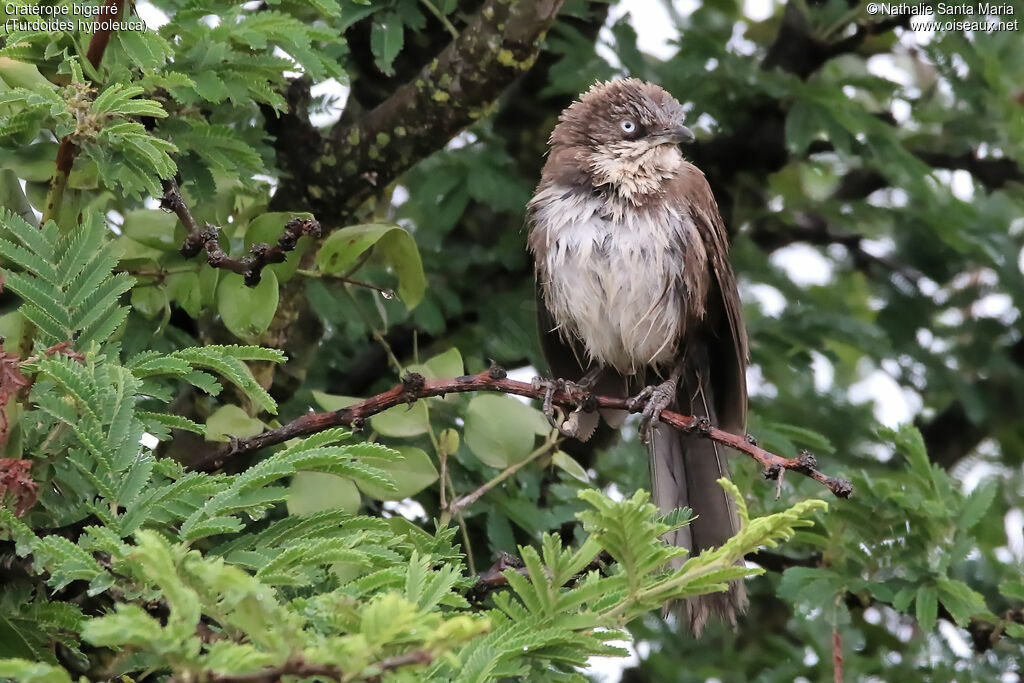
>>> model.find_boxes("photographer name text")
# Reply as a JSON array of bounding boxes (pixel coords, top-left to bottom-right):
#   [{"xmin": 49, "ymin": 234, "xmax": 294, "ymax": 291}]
[{"xmin": 866, "ymin": 2, "xmax": 1018, "ymax": 31}]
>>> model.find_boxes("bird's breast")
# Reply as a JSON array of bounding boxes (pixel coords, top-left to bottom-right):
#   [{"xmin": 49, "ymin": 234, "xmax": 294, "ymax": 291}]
[{"xmin": 529, "ymin": 186, "xmax": 708, "ymax": 374}]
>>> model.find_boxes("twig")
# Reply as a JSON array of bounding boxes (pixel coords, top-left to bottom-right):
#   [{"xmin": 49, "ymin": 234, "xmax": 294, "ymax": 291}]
[
  {"xmin": 162, "ymin": 179, "xmax": 322, "ymax": 286},
  {"xmin": 467, "ymin": 551, "xmax": 609, "ymax": 603},
  {"xmin": 832, "ymin": 615, "xmax": 843, "ymax": 683},
  {"xmin": 42, "ymin": 0, "xmax": 122, "ymax": 225},
  {"xmin": 418, "ymin": 0, "xmax": 459, "ymax": 38},
  {"xmin": 296, "ymin": 268, "xmax": 396, "ymax": 298},
  {"xmin": 201, "ymin": 649, "xmax": 432, "ymax": 683},
  {"xmin": 188, "ymin": 367, "xmax": 854, "ymax": 498},
  {"xmin": 449, "ymin": 433, "xmax": 561, "ymax": 513}
]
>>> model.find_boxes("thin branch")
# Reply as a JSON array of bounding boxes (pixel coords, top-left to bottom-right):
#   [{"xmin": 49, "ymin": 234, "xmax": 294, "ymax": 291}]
[
  {"xmin": 466, "ymin": 551, "xmax": 609, "ymax": 603},
  {"xmin": 189, "ymin": 366, "xmax": 853, "ymax": 498},
  {"xmin": 296, "ymin": 268, "xmax": 396, "ymax": 297},
  {"xmin": 418, "ymin": 0, "xmax": 459, "ymax": 39},
  {"xmin": 449, "ymin": 432, "xmax": 561, "ymax": 513},
  {"xmin": 199, "ymin": 649, "xmax": 432, "ymax": 683},
  {"xmin": 162, "ymin": 179, "xmax": 322, "ymax": 286},
  {"xmin": 749, "ymin": 211, "xmax": 926, "ymax": 287},
  {"xmin": 42, "ymin": 0, "xmax": 122, "ymax": 225},
  {"xmin": 832, "ymin": 622, "xmax": 843, "ymax": 683}
]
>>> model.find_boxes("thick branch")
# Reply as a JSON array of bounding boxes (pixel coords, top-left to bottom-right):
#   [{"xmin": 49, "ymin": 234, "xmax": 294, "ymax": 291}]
[
  {"xmin": 762, "ymin": 3, "xmax": 909, "ymax": 80},
  {"xmin": 830, "ymin": 150, "xmax": 1024, "ymax": 201},
  {"xmin": 749, "ymin": 211, "xmax": 925, "ymax": 286},
  {"xmin": 189, "ymin": 367, "xmax": 852, "ymax": 497},
  {"xmin": 162, "ymin": 180, "xmax": 321, "ymax": 286},
  {"xmin": 270, "ymin": 0, "xmax": 564, "ymax": 219}
]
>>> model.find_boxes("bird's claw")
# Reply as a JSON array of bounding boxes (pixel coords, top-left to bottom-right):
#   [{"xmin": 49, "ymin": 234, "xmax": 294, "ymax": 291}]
[
  {"xmin": 628, "ymin": 380, "xmax": 677, "ymax": 445},
  {"xmin": 532, "ymin": 376, "xmax": 588, "ymax": 438}
]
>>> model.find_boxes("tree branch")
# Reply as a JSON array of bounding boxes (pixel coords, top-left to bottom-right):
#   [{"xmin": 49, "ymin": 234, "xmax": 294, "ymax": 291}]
[
  {"xmin": 43, "ymin": 0, "xmax": 122, "ymax": 224},
  {"xmin": 749, "ymin": 211, "xmax": 926, "ymax": 286},
  {"xmin": 189, "ymin": 366, "xmax": 852, "ymax": 497},
  {"xmin": 200, "ymin": 649, "xmax": 432, "ymax": 683},
  {"xmin": 830, "ymin": 149, "xmax": 1024, "ymax": 201},
  {"xmin": 762, "ymin": 3, "xmax": 909, "ymax": 80},
  {"xmin": 269, "ymin": 0, "xmax": 564, "ymax": 220},
  {"xmin": 161, "ymin": 179, "xmax": 321, "ymax": 286}
]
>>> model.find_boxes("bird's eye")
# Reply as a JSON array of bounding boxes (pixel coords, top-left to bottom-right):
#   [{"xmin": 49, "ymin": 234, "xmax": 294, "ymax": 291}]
[{"xmin": 620, "ymin": 120, "xmax": 636, "ymax": 134}]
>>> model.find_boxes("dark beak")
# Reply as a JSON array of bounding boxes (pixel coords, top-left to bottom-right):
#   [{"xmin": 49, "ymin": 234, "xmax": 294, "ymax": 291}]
[{"xmin": 652, "ymin": 125, "xmax": 696, "ymax": 145}]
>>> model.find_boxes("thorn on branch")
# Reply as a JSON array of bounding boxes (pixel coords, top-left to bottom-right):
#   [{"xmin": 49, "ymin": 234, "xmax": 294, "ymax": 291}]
[
  {"xmin": 400, "ymin": 372, "xmax": 426, "ymax": 402},
  {"xmin": 827, "ymin": 477, "xmax": 855, "ymax": 499},
  {"xmin": 695, "ymin": 416, "xmax": 713, "ymax": 435},
  {"xmin": 579, "ymin": 392, "xmax": 598, "ymax": 413},
  {"xmin": 797, "ymin": 449, "xmax": 818, "ymax": 471}
]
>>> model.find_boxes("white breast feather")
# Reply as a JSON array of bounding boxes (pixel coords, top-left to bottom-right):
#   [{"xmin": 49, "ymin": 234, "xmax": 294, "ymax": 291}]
[{"xmin": 531, "ymin": 185, "xmax": 707, "ymax": 375}]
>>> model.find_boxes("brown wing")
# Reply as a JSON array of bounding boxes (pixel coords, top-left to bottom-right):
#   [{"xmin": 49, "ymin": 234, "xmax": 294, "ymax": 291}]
[{"xmin": 673, "ymin": 163, "xmax": 748, "ymax": 435}]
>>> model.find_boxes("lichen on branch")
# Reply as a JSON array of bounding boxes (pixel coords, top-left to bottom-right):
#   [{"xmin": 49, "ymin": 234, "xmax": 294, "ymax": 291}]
[{"xmin": 271, "ymin": 0, "xmax": 565, "ymax": 220}]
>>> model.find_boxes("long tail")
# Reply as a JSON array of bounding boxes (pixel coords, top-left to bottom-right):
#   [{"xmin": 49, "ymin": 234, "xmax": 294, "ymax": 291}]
[{"xmin": 648, "ymin": 373, "xmax": 747, "ymax": 636}]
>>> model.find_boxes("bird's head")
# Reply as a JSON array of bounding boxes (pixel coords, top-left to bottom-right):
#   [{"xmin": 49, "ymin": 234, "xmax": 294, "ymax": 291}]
[{"xmin": 549, "ymin": 79, "xmax": 694, "ymax": 199}]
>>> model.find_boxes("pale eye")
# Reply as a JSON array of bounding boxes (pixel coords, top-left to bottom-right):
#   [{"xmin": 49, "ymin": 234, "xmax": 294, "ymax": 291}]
[{"xmin": 620, "ymin": 120, "xmax": 636, "ymax": 134}]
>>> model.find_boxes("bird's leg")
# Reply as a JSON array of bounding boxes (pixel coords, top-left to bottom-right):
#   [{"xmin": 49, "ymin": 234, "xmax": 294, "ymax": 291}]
[
  {"xmin": 532, "ymin": 365, "xmax": 603, "ymax": 437},
  {"xmin": 627, "ymin": 364, "xmax": 684, "ymax": 444}
]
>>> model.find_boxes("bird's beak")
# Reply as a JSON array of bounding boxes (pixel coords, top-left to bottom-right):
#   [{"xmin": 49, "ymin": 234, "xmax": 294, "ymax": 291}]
[
  {"xmin": 652, "ymin": 125, "xmax": 696, "ymax": 145},
  {"xmin": 670, "ymin": 125, "xmax": 696, "ymax": 144}
]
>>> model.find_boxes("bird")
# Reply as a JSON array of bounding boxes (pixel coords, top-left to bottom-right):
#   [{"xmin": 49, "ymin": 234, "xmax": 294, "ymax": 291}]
[{"xmin": 526, "ymin": 78, "xmax": 749, "ymax": 635}]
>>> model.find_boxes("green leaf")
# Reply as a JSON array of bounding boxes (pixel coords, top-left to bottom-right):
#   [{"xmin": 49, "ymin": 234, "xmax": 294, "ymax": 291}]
[
  {"xmin": 371, "ymin": 402, "xmax": 430, "ymax": 438},
  {"xmin": 205, "ymin": 405, "xmax": 264, "ymax": 442},
  {"xmin": 356, "ymin": 446, "xmax": 437, "ymax": 500},
  {"xmin": 999, "ymin": 580, "xmax": 1024, "ymax": 601},
  {"xmin": 0, "ymin": 58, "xmax": 57, "ymax": 94},
  {"xmin": 0, "ymin": 659, "xmax": 72, "ymax": 683},
  {"xmin": 958, "ymin": 479, "xmax": 998, "ymax": 529},
  {"xmin": 166, "ymin": 271, "xmax": 202, "ymax": 317},
  {"xmin": 121, "ymin": 210, "xmax": 181, "ymax": 251},
  {"xmin": 416, "ymin": 347, "xmax": 464, "ymax": 379},
  {"xmin": 370, "ymin": 13, "xmax": 404, "ymax": 76},
  {"xmin": 916, "ymin": 584, "xmax": 938, "ymax": 632},
  {"xmin": 0, "ymin": 615, "xmax": 38, "ymax": 660},
  {"xmin": 464, "ymin": 395, "xmax": 548, "ymax": 468},
  {"xmin": 311, "ymin": 391, "xmax": 360, "ymax": 412},
  {"xmin": 777, "ymin": 567, "xmax": 845, "ymax": 607},
  {"xmin": 130, "ymin": 284, "xmax": 167, "ymax": 318},
  {"xmin": 287, "ymin": 472, "xmax": 360, "ymax": 516},
  {"xmin": 552, "ymin": 451, "xmax": 589, "ymax": 483},
  {"xmin": 216, "ymin": 270, "xmax": 280, "ymax": 338},
  {"xmin": 315, "ymin": 223, "xmax": 425, "ymax": 308}
]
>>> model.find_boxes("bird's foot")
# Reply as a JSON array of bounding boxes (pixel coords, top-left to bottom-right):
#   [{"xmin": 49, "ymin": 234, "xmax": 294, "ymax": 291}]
[
  {"xmin": 531, "ymin": 376, "xmax": 591, "ymax": 438},
  {"xmin": 627, "ymin": 378, "xmax": 678, "ymax": 444}
]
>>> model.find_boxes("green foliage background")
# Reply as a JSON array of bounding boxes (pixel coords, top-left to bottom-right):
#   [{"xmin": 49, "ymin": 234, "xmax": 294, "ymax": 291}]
[{"xmin": 1, "ymin": 0, "xmax": 1023, "ymax": 680}]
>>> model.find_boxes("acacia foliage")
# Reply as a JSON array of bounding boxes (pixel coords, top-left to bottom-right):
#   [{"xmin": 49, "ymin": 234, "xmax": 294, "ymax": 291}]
[{"xmin": 0, "ymin": 0, "xmax": 1023, "ymax": 681}]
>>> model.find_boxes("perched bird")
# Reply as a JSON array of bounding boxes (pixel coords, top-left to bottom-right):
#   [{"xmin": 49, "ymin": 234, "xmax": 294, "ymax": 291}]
[{"xmin": 527, "ymin": 79, "xmax": 748, "ymax": 635}]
